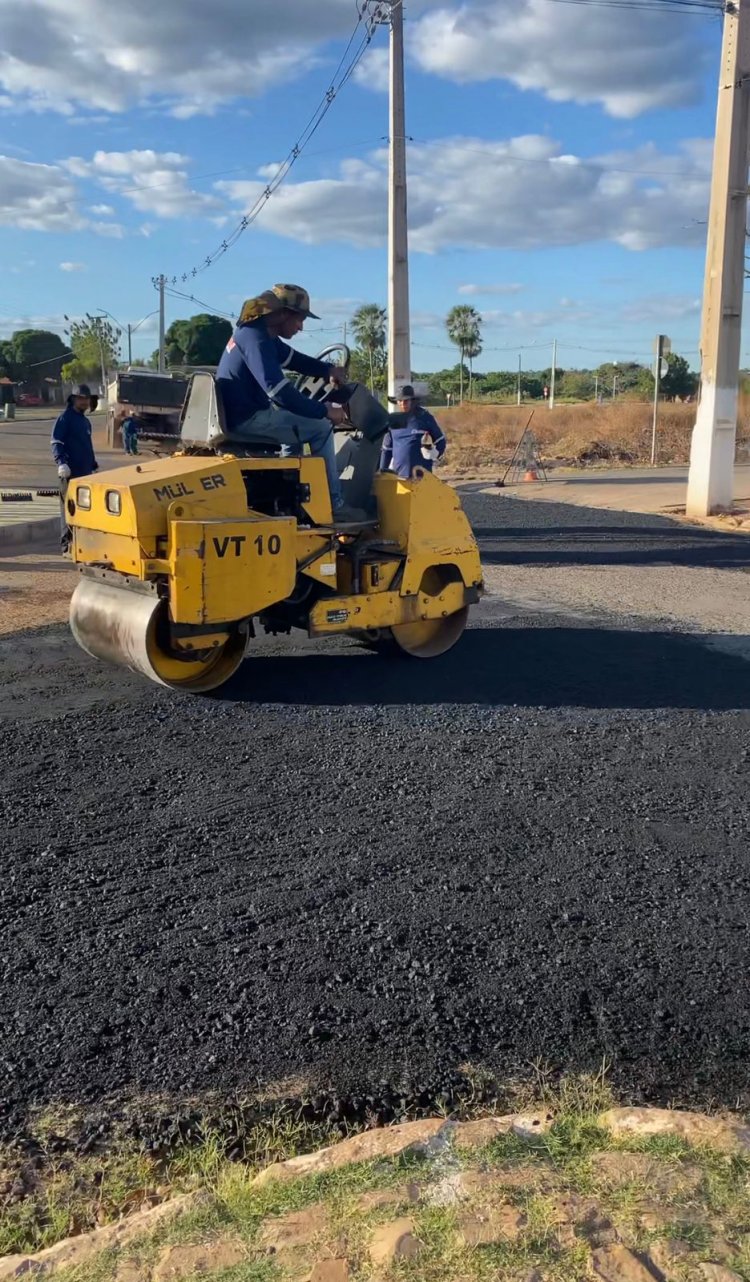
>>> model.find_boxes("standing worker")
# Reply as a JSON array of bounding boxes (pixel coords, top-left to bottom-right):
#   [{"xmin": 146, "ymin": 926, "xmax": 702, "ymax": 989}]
[
  {"xmin": 121, "ymin": 413, "xmax": 140, "ymax": 455},
  {"xmin": 379, "ymin": 384, "xmax": 447, "ymax": 478},
  {"xmin": 51, "ymin": 383, "xmax": 98, "ymax": 554}
]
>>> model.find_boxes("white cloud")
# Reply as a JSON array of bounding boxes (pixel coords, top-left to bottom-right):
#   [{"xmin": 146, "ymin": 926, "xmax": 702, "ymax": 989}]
[
  {"xmin": 218, "ymin": 134, "xmax": 711, "ymax": 255},
  {"xmin": 0, "ymin": 155, "xmax": 84, "ymax": 231},
  {"xmin": 459, "ymin": 283, "xmax": 524, "ymax": 296},
  {"xmin": 0, "ymin": 0, "xmax": 374, "ymax": 116},
  {"xmin": 0, "ymin": 154, "xmax": 125, "ymax": 236},
  {"xmin": 59, "ymin": 261, "xmax": 85, "ymax": 271},
  {"xmin": 0, "ymin": 0, "xmax": 707, "ymax": 118},
  {"xmin": 621, "ymin": 295, "xmax": 702, "ymax": 323},
  {"xmin": 353, "ymin": 46, "xmax": 390, "ymax": 94},
  {"xmin": 0, "ymin": 313, "xmax": 68, "ymax": 340},
  {"xmin": 64, "ymin": 149, "xmax": 221, "ymax": 219},
  {"xmin": 410, "ymin": 0, "xmax": 710, "ymax": 119},
  {"xmin": 89, "ymin": 203, "xmax": 114, "ymax": 215}
]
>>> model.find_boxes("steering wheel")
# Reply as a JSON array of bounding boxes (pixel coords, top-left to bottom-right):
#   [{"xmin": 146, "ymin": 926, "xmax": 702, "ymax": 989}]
[{"xmin": 293, "ymin": 343, "xmax": 351, "ymax": 401}]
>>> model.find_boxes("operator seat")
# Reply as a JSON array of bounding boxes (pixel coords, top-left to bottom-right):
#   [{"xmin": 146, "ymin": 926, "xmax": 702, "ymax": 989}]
[{"xmin": 179, "ymin": 370, "xmax": 297, "ymax": 455}]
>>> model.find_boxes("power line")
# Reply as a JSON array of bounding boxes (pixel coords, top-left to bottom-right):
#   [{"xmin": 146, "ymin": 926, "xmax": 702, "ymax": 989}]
[
  {"xmin": 162, "ymin": 286, "xmax": 235, "ymax": 322},
  {"xmin": 157, "ymin": 2, "xmax": 390, "ymax": 287},
  {"xmin": 543, "ymin": 0, "xmax": 722, "ymax": 13}
]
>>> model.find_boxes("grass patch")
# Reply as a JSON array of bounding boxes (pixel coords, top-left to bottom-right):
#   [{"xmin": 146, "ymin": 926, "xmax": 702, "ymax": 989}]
[
  {"xmin": 664, "ymin": 1219, "xmax": 713, "ymax": 1253},
  {"xmin": 0, "ymin": 1145, "xmax": 157, "ymax": 1256}
]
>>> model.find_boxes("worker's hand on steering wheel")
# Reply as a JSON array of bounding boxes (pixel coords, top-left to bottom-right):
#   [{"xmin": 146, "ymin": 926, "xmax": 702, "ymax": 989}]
[
  {"xmin": 326, "ymin": 404, "xmax": 348, "ymax": 427},
  {"xmin": 328, "ymin": 366, "xmax": 348, "ymax": 386}
]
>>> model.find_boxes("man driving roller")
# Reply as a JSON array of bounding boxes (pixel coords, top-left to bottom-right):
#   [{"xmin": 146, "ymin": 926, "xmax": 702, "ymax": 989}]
[{"xmin": 216, "ymin": 284, "xmax": 365, "ymax": 522}]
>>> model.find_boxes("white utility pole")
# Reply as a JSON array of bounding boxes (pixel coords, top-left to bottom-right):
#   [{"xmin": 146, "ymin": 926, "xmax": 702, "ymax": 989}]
[
  {"xmin": 517, "ymin": 354, "xmax": 522, "ymax": 405},
  {"xmin": 687, "ymin": 0, "xmax": 750, "ymax": 516},
  {"xmin": 387, "ymin": 0, "xmax": 411, "ymax": 398},
  {"xmin": 549, "ymin": 338, "xmax": 557, "ymax": 409},
  {"xmin": 158, "ymin": 274, "xmax": 166, "ymax": 374}
]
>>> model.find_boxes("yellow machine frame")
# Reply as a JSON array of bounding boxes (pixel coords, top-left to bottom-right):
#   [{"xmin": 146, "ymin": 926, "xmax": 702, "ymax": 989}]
[{"xmin": 67, "ymin": 450, "xmax": 483, "ymax": 689}]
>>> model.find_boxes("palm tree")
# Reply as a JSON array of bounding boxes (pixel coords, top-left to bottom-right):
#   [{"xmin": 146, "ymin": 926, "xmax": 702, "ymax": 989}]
[
  {"xmin": 465, "ymin": 336, "xmax": 483, "ymax": 400},
  {"xmin": 446, "ymin": 305, "xmax": 482, "ymax": 403},
  {"xmin": 350, "ymin": 304, "xmax": 386, "ymax": 393}
]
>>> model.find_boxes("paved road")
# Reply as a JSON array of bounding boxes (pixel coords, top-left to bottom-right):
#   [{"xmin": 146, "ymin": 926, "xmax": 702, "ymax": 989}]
[
  {"xmin": 1, "ymin": 492, "xmax": 749, "ymax": 1138},
  {"xmin": 0, "ymin": 413, "xmax": 124, "ymax": 491}
]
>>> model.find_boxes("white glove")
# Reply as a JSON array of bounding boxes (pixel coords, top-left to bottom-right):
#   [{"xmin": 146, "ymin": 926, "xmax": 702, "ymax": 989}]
[{"xmin": 57, "ymin": 463, "xmax": 71, "ymax": 481}]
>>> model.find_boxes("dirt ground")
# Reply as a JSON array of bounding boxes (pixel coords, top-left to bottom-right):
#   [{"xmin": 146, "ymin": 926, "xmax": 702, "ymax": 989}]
[{"xmin": 0, "ymin": 541, "xmax": 75, "ymax": 633}]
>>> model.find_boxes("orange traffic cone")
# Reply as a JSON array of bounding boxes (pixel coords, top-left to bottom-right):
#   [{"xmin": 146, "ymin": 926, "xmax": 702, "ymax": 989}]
[{"xmin": 523, "ymin": 467, "xmax": 539, "ymax": 482}]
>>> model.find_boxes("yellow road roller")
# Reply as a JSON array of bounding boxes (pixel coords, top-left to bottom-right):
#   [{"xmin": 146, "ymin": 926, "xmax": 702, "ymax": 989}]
[{"xmin": 66, "ymin": 368, "xmax": 483, "ymax": 693}]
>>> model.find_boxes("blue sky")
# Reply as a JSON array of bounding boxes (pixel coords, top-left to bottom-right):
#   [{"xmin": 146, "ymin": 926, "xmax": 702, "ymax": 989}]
[{"xmin": 0, "ymin": 0, "xmax": 728, "ymax": 372}]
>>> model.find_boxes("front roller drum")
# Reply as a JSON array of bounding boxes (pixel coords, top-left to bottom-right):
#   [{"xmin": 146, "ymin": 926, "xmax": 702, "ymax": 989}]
[{"xmin": 69, "ymin": 577, "xmax": 247, "ymax": 692}]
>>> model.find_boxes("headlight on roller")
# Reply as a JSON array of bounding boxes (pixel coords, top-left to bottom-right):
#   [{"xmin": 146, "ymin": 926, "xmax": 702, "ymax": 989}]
[
  {"xmin": 105, "ymin": 490, "xmax": 121, "ymax": 515},
  {"xmin": 76, "ymin": 486, "xmax": 91, "ymax": 510}
]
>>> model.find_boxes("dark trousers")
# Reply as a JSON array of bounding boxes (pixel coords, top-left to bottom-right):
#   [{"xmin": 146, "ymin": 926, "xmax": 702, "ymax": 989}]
[{"xmin": 59, "ymin": 480, "xmax": 71, "ymax": 552}]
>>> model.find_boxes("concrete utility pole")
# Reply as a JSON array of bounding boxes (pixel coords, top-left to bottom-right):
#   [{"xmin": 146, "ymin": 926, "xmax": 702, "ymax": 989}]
[
  {"xmin": 158, "ymin": 274, "xmax": 166, "ymax": 374},
  {"xmin": 387, "ymin": 0, "xmax": 411, "ymax": 398},
  {"xmin": 550, "ymin": 338, "xmax": 557, "ymax": 409},
  {"xmin": 687, "ymin": 0, "xmax": 750, "ymax": 516},
  {"xmin": 517, "ymin": 354, "xmax": 522, "ymax": 405}
]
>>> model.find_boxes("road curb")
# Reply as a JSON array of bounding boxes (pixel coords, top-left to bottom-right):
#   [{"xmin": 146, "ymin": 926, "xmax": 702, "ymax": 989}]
[{"xmin": 0, "ymin": 516, "xmax": 59, "ymax": 549}]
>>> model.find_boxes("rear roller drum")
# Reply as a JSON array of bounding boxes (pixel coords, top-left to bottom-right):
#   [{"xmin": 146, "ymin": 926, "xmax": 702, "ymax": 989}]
[
  {"xmin": 387, "ymin": 606, "xmax": 468, "ymax": 658},
  {"xmin": 364, "ymin": 567, "xmax": 470, "ymax": 659},
  {"xmin": 70, "ymin": 578, "xmax": 247, "ymax": 692}
]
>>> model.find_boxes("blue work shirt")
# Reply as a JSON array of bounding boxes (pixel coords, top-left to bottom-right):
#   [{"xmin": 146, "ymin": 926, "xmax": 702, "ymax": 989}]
[
  {"xmin": 379, "ymin": 405, "xmax": 446, "ymax": 478},
  {"xmin": 216, "ymin": 318, "xmax": 335, "ymax": 432},
  {"xmin": 50, "ymin": 405, "xmax": 97, "ymax": 478}
]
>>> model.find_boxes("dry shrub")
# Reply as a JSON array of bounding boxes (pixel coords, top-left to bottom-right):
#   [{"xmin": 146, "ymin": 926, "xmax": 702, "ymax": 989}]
[{"xmin": 438, "ymin": 399, "xmax": 750, "ymax": 472}]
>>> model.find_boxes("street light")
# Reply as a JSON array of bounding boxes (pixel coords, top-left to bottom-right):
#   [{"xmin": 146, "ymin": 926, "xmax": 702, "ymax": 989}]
[
  {"xmin": 95, "ymin": 307, "xmax": 159, "ymax": 366},
  {"xmin": 612, "ymin": 361, "xmax": 619, "ymax": 401}
]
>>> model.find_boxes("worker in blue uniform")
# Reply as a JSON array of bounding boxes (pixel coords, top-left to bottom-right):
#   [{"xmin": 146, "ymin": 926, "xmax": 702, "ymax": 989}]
[
  {"xmin": 379, "ymin": 384, "xmax": 447, "ymax": 478},
  {"xmin": 216, "ymin": 284, "xmax": 365, "ymax": 522},
  {"xmin": 121, "ymin": 414, "xmax": 140, "ymax": 455},
  {"xmin": 51, "ymin": 384, "xmax": 98, "ymax": 553}
]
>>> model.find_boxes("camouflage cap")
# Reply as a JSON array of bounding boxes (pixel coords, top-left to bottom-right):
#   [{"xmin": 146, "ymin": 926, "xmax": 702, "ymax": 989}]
[{"xmin": 238, "ymin": 283, "xmax": 319, "ymax": 326}]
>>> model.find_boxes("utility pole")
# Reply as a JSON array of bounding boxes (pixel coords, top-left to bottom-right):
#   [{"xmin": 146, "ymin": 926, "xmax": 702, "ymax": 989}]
[
  {"xmin": 387, "ymin": 0, "xmax": 411, "ymax": 398},
  {"xmin": 517, "ymin": 353, "xmax": 522, "ymax": 406},
  {"xmin": 651, "ymin": 334, "xmax": 670, "ymax": 466},
  {"xmin": 550, "ymin": 338, "xmax": 557, "ymax": 409},
  {"xmin": 594, "ymin": 374, "xmax": 599, "ymax": 402},
  {"xmin": 158, "ymin": 274, "xmax": 166, "ymax": 374},
  {"xmin": 687, "ymin": 0, "xmax": 750, "ymax": 516}
]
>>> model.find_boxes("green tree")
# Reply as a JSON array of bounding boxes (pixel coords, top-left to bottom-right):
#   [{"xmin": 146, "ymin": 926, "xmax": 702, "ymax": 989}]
[
  {"xmin": 465, "ymin": 335, "xmax": 483, "ymax": 400},
  {"xmin": 350, "ymin": 304, "xmax": 386, "ymax": 392},
  {"xmin": 481, "ymin": 370, "xmax": 517, "ymax": 398},
  {"xmin": 0, "ymin": 340, "xmax": 16, "ymax": 379},
  {"xmin": 445, "ymin": 306, "xmax": 482, "ymax": 402},
  {"xmin": 661, "ymin": 352, "xmax": 697, "ymax": 400},
  {"xmin": 67, "ymin": 315, "xmax": 121, "ymax": 386},
  {"xmin": 595, "ymin": 361, "xmax": 647, "ymax": 398},
  {"xmin": 10, "ymin": 329, "xmax": 70, "ymax": 382},
  {"xmin": 61, "ymin": 358, "xmax": 93, "ymax": 385},
  {"xmin": 161, "ymin": 314, "xmax": 231, "ymax": 367},
  {"xmin": 559, "ymin": 370, "xmax": 594, "ymax": 400},
  {"xmin": 427, "ymin": 365, "xmax": 468, "ymax": 399},
  {"xmin": 349, "ymin": 346, "xmax": 386, "ymax": 395}
]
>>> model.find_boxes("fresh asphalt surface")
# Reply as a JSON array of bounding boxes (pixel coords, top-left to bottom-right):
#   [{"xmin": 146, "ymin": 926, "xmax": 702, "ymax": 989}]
[{"xmin": 1, "ymin": 491, "xmax": 750, "ymax": 1136}]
